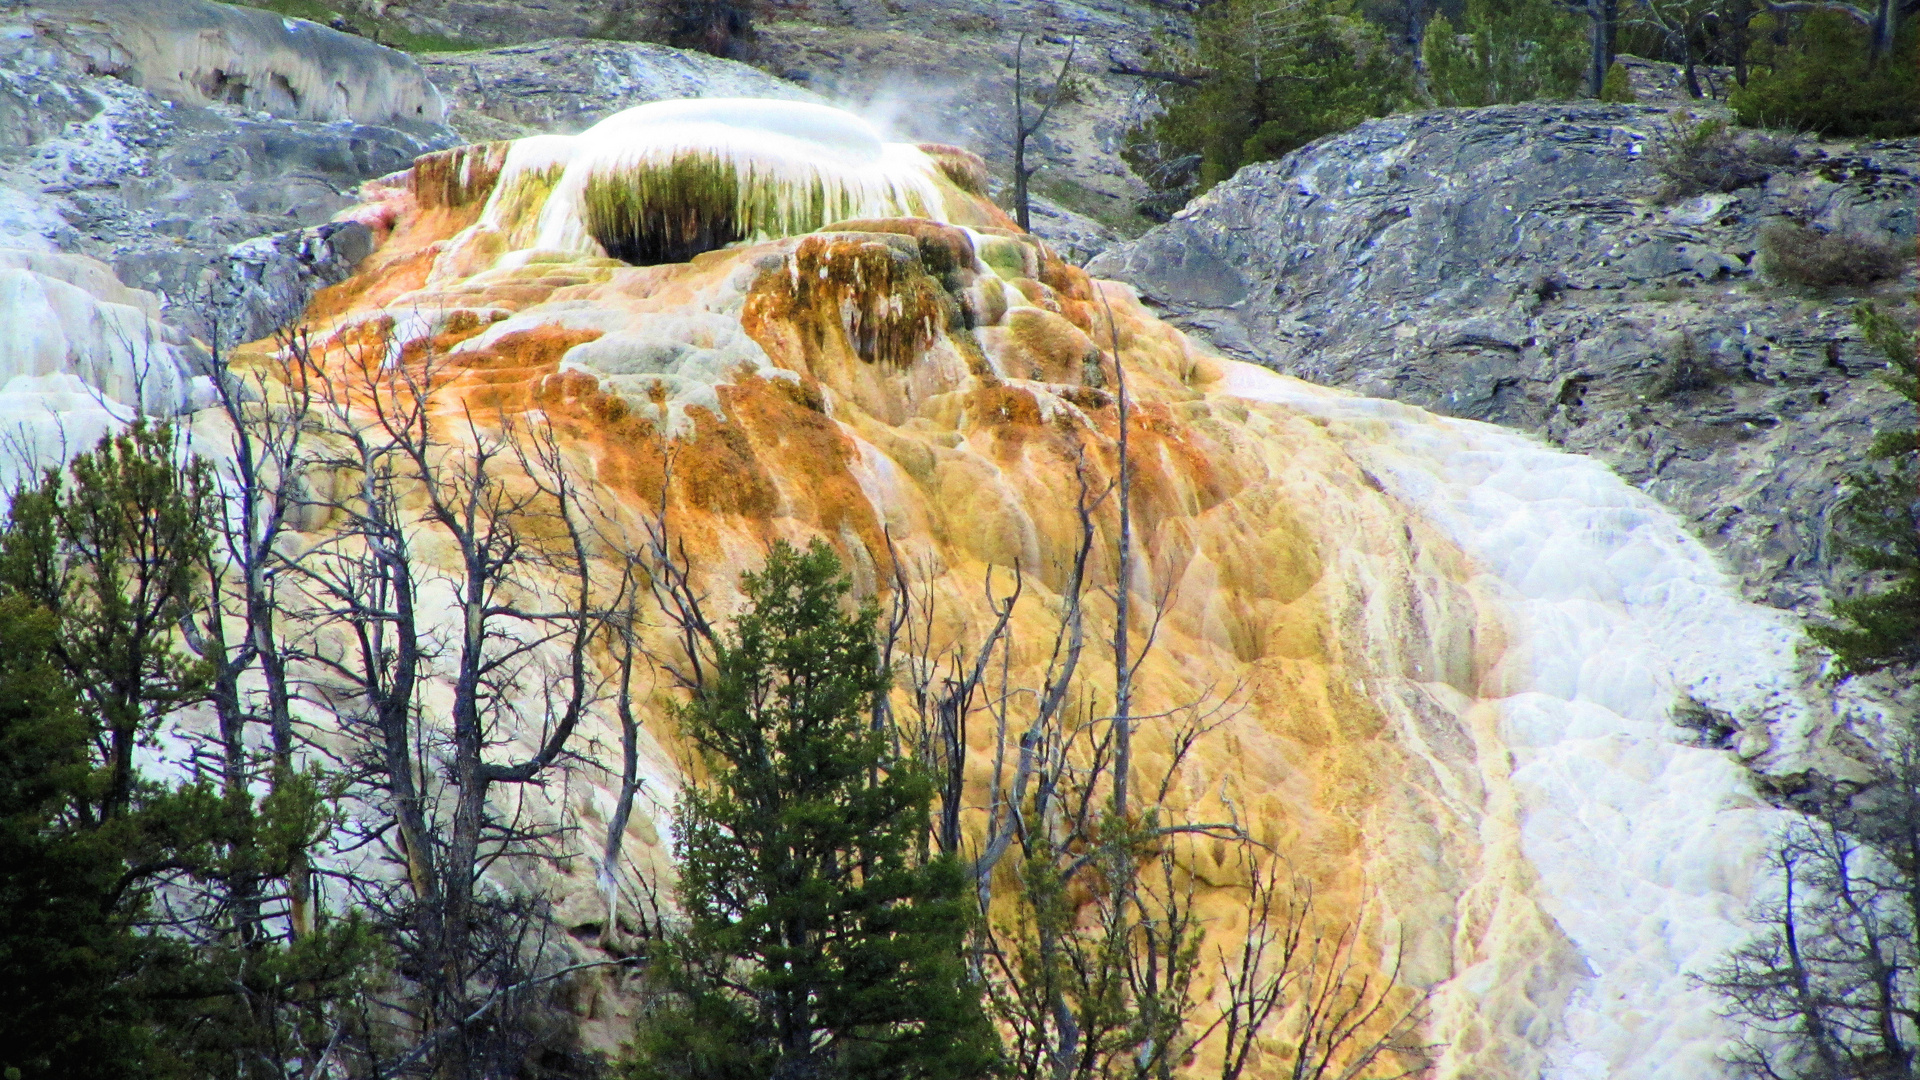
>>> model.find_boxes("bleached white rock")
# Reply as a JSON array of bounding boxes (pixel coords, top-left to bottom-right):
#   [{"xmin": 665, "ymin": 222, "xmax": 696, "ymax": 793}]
[
  {"xmin": 1225, "ymin": 363, "xmax": 1805, "ymax": 1080},
  {"xmin": 13, "ymin": 0, "xmax": 446, "ymax": 125},
  {"xmin": 0, "ymin": 248, "xmax": 205, "ymax": 491}
]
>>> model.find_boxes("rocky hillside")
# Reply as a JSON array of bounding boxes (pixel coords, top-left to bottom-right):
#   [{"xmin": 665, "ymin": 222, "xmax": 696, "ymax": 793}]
[
  {"xmin": 0, "ymin": 0, "xmax": 1179, "ymax": 339},
  {"xmin": 415, "ymin": 36, "xmax": 821, "ymax": 141},
  {"xmin": 0, "ymin": 0, "xmax": 461, "ymax": 341},
  {"xmin": 1092, "ymin": 90, "xmax": 1919, "ymax": 619},
  {"xmin": 265, "ymin": 0, "xmax": 1189, "ymax": 250},
  {"xmin": 0, "ymin": 6, "xmax": 1897, "ymax": 1076}
]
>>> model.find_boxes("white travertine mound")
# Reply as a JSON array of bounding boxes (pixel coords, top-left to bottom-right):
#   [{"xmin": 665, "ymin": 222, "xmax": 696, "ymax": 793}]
[
  {"xmin": 523, "ymin": 98, "xmax": 949, "ymax": 256},
  {"xmin": 10, "ymin": 0, "xmax": 446, "ymax": 125},
  {"xmin": 256, "ymin": 95, "xmax": 1838, "ymax": 1075},
  {"xmin": 0, "ymin": 249, "xmax": 205, "ymax": 490}
]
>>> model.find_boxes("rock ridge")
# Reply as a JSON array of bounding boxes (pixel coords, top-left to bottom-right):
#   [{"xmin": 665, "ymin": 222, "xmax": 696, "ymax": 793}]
[
  {"xmin": 7, "ymin": 0, "xmax": 447, "ymax": 125},
  {"xmin": 1091, "ymin": 100, "xmax": 1918, "ymax": 616}
]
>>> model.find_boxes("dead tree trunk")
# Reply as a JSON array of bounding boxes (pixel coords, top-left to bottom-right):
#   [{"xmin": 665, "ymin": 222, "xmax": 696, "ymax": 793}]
[
  {"xmin": 1011, "ymin": 34, "xmax": 1079, "ymax": 232},
  {"xmin": 297, "ymin": 333, "xmax": 607, "ymax": 1076}
]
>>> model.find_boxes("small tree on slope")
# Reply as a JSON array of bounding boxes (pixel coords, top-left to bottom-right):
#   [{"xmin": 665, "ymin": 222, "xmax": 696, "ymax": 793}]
[
  {"xmin": 627, "ymin": 540, "xmax": 997, "ymax": 1080},
  {"xmin": 1810, "ymin": 304, "xmax": 1919, "ymax": 676}
]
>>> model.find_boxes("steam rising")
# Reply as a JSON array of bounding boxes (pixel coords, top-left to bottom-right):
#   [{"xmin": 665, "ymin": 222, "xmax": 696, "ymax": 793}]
[{"xmin": 469, "ymin": 99, "xmax": 955, "ymax": 265}]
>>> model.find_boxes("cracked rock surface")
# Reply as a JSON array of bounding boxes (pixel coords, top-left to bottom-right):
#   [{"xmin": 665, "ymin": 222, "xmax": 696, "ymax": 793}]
[
  {"xmin": 326, "ymin": 0, "xmax": 1191, "ymax": 249},
  {"xmin": 417, "ymin": 37, "xmax": 824, "ymax": 141},
  {"xmin": 0, "ymin": 0, "xmax": 460, "ymax": 341},
  {"xmin": 1092, "ymin": 101, "xmax": 1919, "ymax": 615}
]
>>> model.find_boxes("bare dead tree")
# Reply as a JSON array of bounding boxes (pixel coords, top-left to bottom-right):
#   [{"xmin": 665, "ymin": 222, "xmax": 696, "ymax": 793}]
[
  {"xmin": 595, "ymin": 552, "xmax": 655, "ymax": 951},
  {"xmin": 592, "ymin": 439, "xmax": 709, "ymax": 956},
  {"xmin": 872, "ymin": 276, "xmax": 1431, "ymax": 1079},
  {"xmin": 1012, "ymin": 33, "xmax": 1080, "ymax": 232},
  {"xmin": 289, "ymin": 326, "xmax": 614, "ymax": 1077},
  {"xmin": 1705, "ymin": 741, "xmax": 1920, "ymax": 1080},
  {"xmin": 182, "ymin": 309, "xmax": 327, "ymax": 947},
  {"xmin": 1586, "ymin": 0, "xmax": 1619, "ymax": 97}
]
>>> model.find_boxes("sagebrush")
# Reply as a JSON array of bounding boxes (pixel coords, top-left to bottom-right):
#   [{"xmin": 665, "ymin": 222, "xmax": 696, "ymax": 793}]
[{"xmin": 1760, "ymin": 221, "xmax": 1908, "ymax": 288}]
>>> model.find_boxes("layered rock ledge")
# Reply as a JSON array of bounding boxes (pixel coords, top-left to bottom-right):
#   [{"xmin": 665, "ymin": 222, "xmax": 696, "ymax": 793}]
[{"xmin": 1092, "ymin": 102, "xmax": 1918, "ymax": 616}]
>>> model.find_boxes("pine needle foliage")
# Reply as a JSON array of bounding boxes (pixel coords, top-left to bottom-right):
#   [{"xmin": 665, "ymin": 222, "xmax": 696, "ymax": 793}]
[
  {"xmin": 1809, "ymin": 304, "xmax": 1919, "ymax": 675},
  {"xmin": 1730, "ymin": 12, "xmax": 1920, "ymax": 138},
  {"xmin": 0, "ymin": 420, "xmax": 213, "ymax": 824},
  {"xmin": 1422, "ymin": 0, "xmax": 1587, "ymax": 107},
  {"xmin": 0, "ymin": 425, "xmax": 378, "ymax": 1080},
  {"xmin": 0, "ymin": 595, "xmax": 160, "ymax": 1080},
  {"xmin": 627, "ymin": 540, "xmax": 997, "ymax": 1080},
  {"xmin": 1131, "ymin": 0, "xmax": 1410, "ymax": 196},
  {"xmin": 1599, "ymin": 61, "xmax": 1637, "ymax": 102}
]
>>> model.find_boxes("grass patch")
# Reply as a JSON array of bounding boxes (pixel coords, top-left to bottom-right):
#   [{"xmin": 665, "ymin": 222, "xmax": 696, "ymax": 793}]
[
  {"xmin": 581, "ymin": 154, "xmax": 930, "ymax": 265},
  {"xmin": 225, "ymin": 0, "xmax": 486, "ymax": 53},
  {"xmin": 1647, "ymin": 331, "xmax": 1725, "ymax": 399}
]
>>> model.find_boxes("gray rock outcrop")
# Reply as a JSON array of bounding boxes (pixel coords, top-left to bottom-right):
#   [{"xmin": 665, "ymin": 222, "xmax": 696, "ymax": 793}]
[
  {"xmin": 748, "ymin": 2, "xmax": 1177, "ymax": 252},
  {"xmin": 417, "ymin": 33, "xmax": 1125, "ymax": 257},
  {"xmin": 306, "ymin": 0, "xmax": 1189, "ymax": 248},
  {"xmin": 1091, "ymin": 102, "xmax": 1918, "ymax": 614},
  {"xmin": 417, "ymin": 36, "xmax": 824, "ymax": 141},
  {"xmin": 0, "ymin": 0, "xmax": 460, "ymax": 341},
  {"xmin": 8, "ymin": 0, "xmax": 446, "ymax": 125}
]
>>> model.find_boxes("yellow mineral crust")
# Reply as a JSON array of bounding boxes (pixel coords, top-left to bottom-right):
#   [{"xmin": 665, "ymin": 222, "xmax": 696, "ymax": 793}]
[{"xmin": 256, "ymin": 126, "xmax": 1614, "ymax": 1080}]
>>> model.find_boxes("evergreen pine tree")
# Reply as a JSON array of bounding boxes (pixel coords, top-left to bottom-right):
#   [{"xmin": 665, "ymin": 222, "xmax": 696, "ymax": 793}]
[
  {"xmin": 627, "ymin": 540, "xmax": 996, "ymax": 1080},
  {"xmin": 1728, "ymin": 11, "xmax": 1920, "ymax": 138},
  {"xmin": 1423, "ymin": 0, "xmax": 1587, "ymax": 107},
  {"xmin": 0, "ymin": 594, "xmax": 165, "ymax": 1079},
  {"xmin": 1810, "ymin": 305, "xmax": 1920, "ymax": 674},
  {"xmin": 1134, "ymin": 0, "xmax": 1409, "ymax": 195},
  {"xmin": 0, "ymin": 424, "xmax": 378, "ymax": 1079},
  {"xmin": 0, "ymin": 420, "xmax": 213, "ymax": 825}
]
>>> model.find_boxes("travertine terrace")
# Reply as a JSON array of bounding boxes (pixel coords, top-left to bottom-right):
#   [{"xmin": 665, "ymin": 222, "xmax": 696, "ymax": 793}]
[{"xmin": 222, "ymin": 99, "xmax": 1819, "ymax": 1079}]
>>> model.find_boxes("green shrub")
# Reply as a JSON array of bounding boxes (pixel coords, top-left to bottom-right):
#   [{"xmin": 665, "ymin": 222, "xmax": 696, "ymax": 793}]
[
  {"xmin": 1127, "ymin": 0, "xmax": 1410, "ymax": 199},
  {"xmin": 632, "ymin": 0, "xmax": 757, "ymax": 58},
  {"xmin": 1759, "ymin": 220, "xmax": 1909, "ymax": 288},
  {"xmin": 1600, "ymin": 61, "xmax": 1637, "ymax": 103},
  {"xmin": 1422, "ymin": 0, "xmax": 1586, "ymax": 107},
  {"xmin": 1648, "ymin": 331, "xmax": 1725, "ymax": 399},
  {"xmin": 1730, "ymin": 12, "xmax": 1920, "ymax": 137}
]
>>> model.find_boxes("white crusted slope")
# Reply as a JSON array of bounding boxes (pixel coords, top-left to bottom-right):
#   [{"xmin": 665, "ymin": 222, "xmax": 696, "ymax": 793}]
[
  {"xmin": 11, "ymin": 0, "xmax": 446, "ymax": 125},
  {"xmin": 0, "ymin": 248, "xmax": 207, "ymax": 491},
  {"xmin": 1225, "ymin": 362, "xmax": 1807, "ymax": 1080}
]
